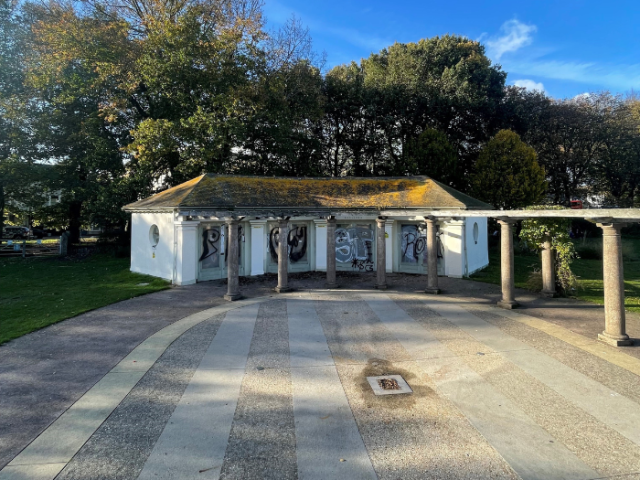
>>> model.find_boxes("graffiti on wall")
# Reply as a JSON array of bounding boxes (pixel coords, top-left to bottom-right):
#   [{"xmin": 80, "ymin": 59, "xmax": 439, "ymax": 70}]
[
  {"xmin": 200, "ymin": 225, "xmax": 243, "ymax": 269},
  {"xmin": 336, "ymin": 225, "xmax": 374, "ymax": 271},
  {"xmin": 200, "ymin": 227, "xmax": 221, "ymax": 269},
  {"xmin": 400, "ymin": 224, "xmax": 443, "ymax": 265},
  {"xmin": 269, "ymin": 226, "xmax": 308, "ymax": 263}
]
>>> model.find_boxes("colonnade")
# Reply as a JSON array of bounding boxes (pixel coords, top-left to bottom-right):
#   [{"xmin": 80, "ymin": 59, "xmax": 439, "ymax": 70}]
[
  {"xmin": 495, "ymin": 219, "xmax": 632, "ymax": 347},
  {"xmin": 223, "ymin": 215, "xmax": 443, "ymax": 299},
  {"xmin": 223, "ymin": 214, "xmax": 634, "ymax": 348}
]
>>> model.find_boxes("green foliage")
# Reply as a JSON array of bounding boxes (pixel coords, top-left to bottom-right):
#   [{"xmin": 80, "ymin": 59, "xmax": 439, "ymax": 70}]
[
  {"xmin": 2, "ymin": 0, "xmax": 639, "ymax": 236},
  {"xmin": 406, "ymin": 129, "xmax": 458, "ymax": 184},
  {"xmin": 520, "ymin": 206, "xmax": 577, "ymax": 294},
  {"xmin": 471, "ymin": 130, "xmax": 546, "ymax": 209}
]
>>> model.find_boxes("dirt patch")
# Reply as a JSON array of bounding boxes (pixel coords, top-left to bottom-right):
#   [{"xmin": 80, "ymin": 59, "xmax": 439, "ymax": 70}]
[{"xmin": 357, "ymin": 358, "xmax": 434, "ymax": 410}]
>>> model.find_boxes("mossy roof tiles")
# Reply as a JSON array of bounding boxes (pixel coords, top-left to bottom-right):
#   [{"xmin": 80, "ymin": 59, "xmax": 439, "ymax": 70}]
[{"xmin": 123, "ymin": 174, "xmax": 492, "ymax": 211}]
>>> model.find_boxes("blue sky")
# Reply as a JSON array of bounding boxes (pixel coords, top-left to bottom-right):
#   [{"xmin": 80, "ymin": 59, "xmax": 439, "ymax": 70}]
[{"xmin": 263, "ymin": 0, "xmax": 640, "ymax": 99}]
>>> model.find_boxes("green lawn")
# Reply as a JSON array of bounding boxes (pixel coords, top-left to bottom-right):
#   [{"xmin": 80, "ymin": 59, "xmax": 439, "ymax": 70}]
[
  {"xmin": 470, "ymin": 237, "xmax": 640, "ymax": 314},
  {"xmin": 0, "ymin": 254, "xmax": 170, "ymax": 345}
]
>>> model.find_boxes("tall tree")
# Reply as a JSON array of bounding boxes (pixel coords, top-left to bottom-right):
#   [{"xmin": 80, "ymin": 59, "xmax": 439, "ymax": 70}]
[
  {"xmin": 471, "ymin": 129, "xmax": 546, "ymax": 209},
  {"xmin": 405, "ymin": 128, "xmax": 458, "ymax": 184}
]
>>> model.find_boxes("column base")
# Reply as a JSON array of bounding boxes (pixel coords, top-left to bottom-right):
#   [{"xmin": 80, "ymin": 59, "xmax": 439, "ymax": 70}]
[
  {"xmin": 274, "ymin": 286, "xmax": 292, "ymax": 293},
  {"xmin": 325, "ymin": 283, "xmax": 339, "ymax": 289},
  {"xmin": 541, "ymin": 290, "xmax": 557, "ymax": 298},
  {"xmin": 374, "ymin": 284, "xmax": 388, "ymax": 290},
  {"xmin": 425, "ymin": 287, "xmax": 441, "ymax": 294},
  {"xmin": 497, "ymin": 300, "xmax": 519, "ymax": 310},
  {"xmin": 224, "ymin": 293, "xmax": 242, "ymax": 302},
  {"xmin": 598, "ymin": 332, "xmax": 634, "ymax": 347}
]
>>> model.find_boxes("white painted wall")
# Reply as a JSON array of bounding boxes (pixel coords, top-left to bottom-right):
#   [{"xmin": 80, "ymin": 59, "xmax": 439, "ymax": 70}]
[
  {"xmin": 130, "ymin": 212, "xmax": 174, "ymax": 281},
  {"xmin": 174, "ymin": 220, "xmax": 199, "ymax": 285},
  {"xmin": 249, "ymin": 220, "xmax": 266, "ymax": 276},
  {"xmin": 314, "ymin": 219, "xmax": 327, "ymax": 271},
  {"xmin": 442, "ymin": 220, "xmax": 465, "ymax": 278},
  {"xmin": 130, "ymin": 213, "xmax": 490, "ymax": 283},
  {"xmin": 385, "ymin": 221, "xmax": 393, "ymax": 272},
  {"xmin": 465, "ymin": 217, "xmax": 489, "ymax": 275}
]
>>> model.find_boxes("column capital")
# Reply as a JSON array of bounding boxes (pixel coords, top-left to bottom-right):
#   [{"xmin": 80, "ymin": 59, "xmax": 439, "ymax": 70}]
[
  {"xmin": 597, "ymin": 222, "xmax": 626, "ymax": 235},
  {"xmin": 277, "ymin": 217, "xmax": 289, "ymax": 227},
  {"xmin": 224, "ymin": 216, "xmax": 244, "ymax": 225},
  {"xmin": 496, "ymin": 217, "xmax": 519, "ymax": 226}
]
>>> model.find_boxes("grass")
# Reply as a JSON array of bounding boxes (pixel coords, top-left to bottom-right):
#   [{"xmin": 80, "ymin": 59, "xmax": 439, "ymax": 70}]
[
  {"xmin": 470, "ymin": 237, "xmax": 640, "ymax": 314},
  {"xmin": 0, "ymin": 254, "xmax": 170, "ymax": 345}
]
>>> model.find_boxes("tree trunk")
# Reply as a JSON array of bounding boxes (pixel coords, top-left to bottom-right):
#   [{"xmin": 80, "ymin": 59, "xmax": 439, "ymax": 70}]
[{"xmin": 68, "ymin": 201, "xmax": 82, "ymax": 244}]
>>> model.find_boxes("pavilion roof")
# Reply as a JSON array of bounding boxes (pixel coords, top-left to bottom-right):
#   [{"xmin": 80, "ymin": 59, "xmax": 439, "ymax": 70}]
[{"xmin": 123, "ymin": 174, "xmax": 493, "ymax": 212}]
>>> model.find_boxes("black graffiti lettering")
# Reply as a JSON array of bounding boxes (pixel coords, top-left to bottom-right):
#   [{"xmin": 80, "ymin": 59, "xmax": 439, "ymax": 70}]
[
  {"xmin": 199, "ymin": 228, "xmax": 220, "ymax": 261},
  {"xmin": 270, "ymin": 226, "xmax": 308, "ymax": 263},
  {"xmin": 288, "ymin": 227, "xmax": 307, "ymax": 263}
]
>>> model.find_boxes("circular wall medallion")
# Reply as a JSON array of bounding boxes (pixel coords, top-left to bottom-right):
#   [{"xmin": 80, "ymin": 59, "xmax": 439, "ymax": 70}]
[{"xmin": 149, "ymin": 224, "xmax": 160, "ymax": 247}]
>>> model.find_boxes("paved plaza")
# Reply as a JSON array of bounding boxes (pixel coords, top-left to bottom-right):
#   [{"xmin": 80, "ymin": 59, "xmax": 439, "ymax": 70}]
[{"xmin": 2, "ymin": 274, "xmax": 640, "ymax": 480}]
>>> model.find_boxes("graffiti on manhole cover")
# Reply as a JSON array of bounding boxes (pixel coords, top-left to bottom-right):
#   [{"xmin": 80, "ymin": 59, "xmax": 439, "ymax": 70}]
[
  {"xmin": 378, "ymin": 378, "xmax": 400, "ymax": 390},
  {"xmin": 366, "ymin": 375, "xmax": 413, "ymax": 396}
]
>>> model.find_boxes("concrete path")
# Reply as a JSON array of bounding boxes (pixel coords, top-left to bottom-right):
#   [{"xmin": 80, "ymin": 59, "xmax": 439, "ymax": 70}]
[{"xmin": 2, "ymin": 275, "xmax": 640, "ymax": 479}]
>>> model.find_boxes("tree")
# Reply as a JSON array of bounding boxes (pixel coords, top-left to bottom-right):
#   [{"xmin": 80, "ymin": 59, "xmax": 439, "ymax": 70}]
[
  {"xmin": 405, "ymin": 128, "xmax": 457, "ymax": 184},
  {"xmin": 594, "ymin": 94, "xmax": 640, "ymax": 206},
  {"xmin": 359, "ymin": 36, "xmax": 507, "ymax": 182},
  {"xmin": 24, "ymin": 2, "xmax": 129, "ymax": 241},
  {"xmin": 471, "ymin": 129, "xmax": 546, "ymax": 209}
]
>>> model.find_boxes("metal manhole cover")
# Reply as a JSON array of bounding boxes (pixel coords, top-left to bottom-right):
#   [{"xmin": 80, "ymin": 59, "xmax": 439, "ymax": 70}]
[{"xmin": 366, "ymin": 375, "xmax": 413, "ymax": 396}]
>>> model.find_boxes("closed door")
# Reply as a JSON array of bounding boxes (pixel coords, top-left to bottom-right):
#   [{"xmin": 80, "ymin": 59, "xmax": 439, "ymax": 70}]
[
  {"xmin": 266, "ymin": 222, "xmax": 311, "ymax": 273},
  {"xmin": 397, "ymin": 223, "xmax": 444, "ymax": 275},
  {"xmin": 335, "ymin": 223, "xmax": 376, "ymax": 272},
  {"xmin": 198, "ymin": 224, "xmax": 245, "ymax": 281}
]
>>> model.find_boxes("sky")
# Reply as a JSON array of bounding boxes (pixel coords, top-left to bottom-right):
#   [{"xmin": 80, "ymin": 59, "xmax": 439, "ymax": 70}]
[{"xmin": 262, "ymin": 0, "xmax": 640, "ymax": 99}]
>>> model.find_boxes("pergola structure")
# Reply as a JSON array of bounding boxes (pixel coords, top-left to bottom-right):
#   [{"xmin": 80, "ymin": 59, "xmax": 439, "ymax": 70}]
[{"xmin": 221, "ymin": 208, "xmax": 640, "ymax": 348}]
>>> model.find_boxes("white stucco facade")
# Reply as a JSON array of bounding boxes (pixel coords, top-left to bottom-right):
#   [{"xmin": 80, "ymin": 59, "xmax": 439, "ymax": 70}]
[{"xmin": 130, "ymin": 212, "xmax": 488, "ymax": 285}]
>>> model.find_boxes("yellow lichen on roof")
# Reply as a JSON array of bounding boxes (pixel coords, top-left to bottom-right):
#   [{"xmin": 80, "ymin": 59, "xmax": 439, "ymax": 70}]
[
  {"xmin": 129, "ymin": 175, "xmax": 205, "ymax": 209},
  {"xmin": 183, "ymin": 176, "xmax": 442, "ymax": 208},
  {"xmin": 123, "ymin": 174, "xmax": 492, "ymax": 211}
]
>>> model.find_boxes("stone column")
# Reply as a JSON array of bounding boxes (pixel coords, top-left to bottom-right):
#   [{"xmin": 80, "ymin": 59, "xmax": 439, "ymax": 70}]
[
  {"xmin": 374, "ymin": 216, "xmax": 387, "ymax": 289},
  {"xmin": 541, "ymin": 233, "xmax": 556, "ymax": 298},
  {"xmin": 275, "ymin": 218, "xmax": 291, "ymax": 293},
  {"xmin": 497, "ymin": 219, "xmax": 519, "ymax": 309},
  {"xmin": 224, "ymin": 218, "xmax": 241, "ymax": 301},
  {"xmin": 326, "ymin": 216, "xmax": 338, "ymax": 288},
  {"xmin": 597, "ymin": 222, "xmax": 632, "ymax": 346},
  {"xmin": 425, "ymin": 217, "xmax": 440, "ymax": 294}
]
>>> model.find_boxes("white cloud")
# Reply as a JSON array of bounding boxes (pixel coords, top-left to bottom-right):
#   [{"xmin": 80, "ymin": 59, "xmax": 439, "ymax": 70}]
[
  {"xmin": 513, "ymin": 79, "xmax": 545, "ymax": 92},
  {"xmin": 486, "ymin": 19, "xmax": 537, "ymax": 60},
  {"xmin": 505, "ymin": 59, "xmax": 640, "ymax": 91}
]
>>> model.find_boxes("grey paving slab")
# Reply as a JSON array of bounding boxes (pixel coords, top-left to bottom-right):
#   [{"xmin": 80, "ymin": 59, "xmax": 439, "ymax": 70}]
[
  {"xmin": 0, "ymin": 281, "xmax": 270, "ymax": 473},
  {"xmin": 137, "ymin": 303, "xmax": 260, "ymax": 480},
  {"xmin": 313, "ymin": 291, "xmax": 519, "ymax": 480},
  {"xmin": 0, "ymin": 463, "xmax": 67, "ymax": 480},
  {"xmin": 0, "ymin": 298, "xmax": 272, "ymax": 480},
  {"xmin": 219, "ymin": 300, "xmax": 297, "ymax": 480},
  {"xmin": 394, "ymin": 293, "xmax": 640, "ymax": 477},
  {"xmin": 287, "ymin": 297, "xmax": 378, "ymax": 480},
  {"xmin": 364, "ymin": 293, "xmax": 599, "ymax": 480},
  {"xmin": 0, "ymin": 371, "xmax": 145, "ymax": 480},
  {"xmin": 55, "ymin": 313, "xmax": 226, "ymax": 480},
  {"xmin": 423, "ymin": 296, "xmax": 640, "ymax": 447}
]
